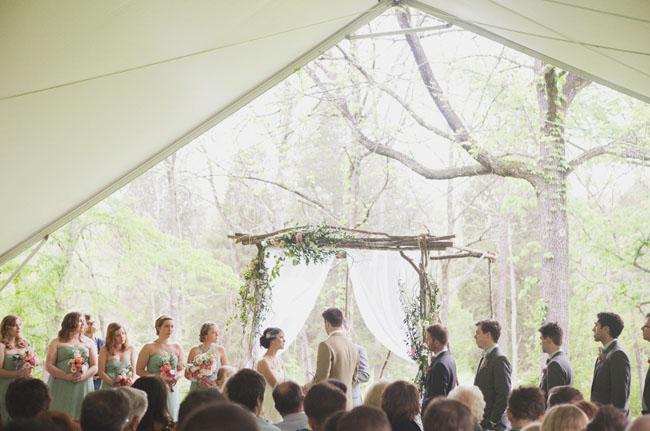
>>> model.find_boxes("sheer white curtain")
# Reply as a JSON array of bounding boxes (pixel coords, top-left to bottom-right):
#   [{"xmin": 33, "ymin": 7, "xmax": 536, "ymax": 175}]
[{"xmin": 346, "ymin": 249, "xmax": 420, "ymax": 362}]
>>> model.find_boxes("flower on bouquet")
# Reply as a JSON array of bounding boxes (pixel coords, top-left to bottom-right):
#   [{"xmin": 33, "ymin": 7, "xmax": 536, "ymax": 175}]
[
  {"xmin": 68, "ymin": 349, "xmax": 86, "ymax": 377},
  {"xmin": 13, "ymin": 350, "xmax": 38, "ymax": 369},
  {"xmin": 186, "ymin": 351, "xmax": 218, "ymax": 388},
  {"xmin": 113, "ymin": 367, "xmax": 134, "ymax": 387},
  {"xmin": 158, "ymin": 352, "xmax": 177, "ymax": 392}
]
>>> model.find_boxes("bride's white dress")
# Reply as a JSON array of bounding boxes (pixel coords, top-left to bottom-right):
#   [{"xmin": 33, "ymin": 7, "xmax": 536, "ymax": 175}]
[{"xmin": 255, "ymin": 356, "xmax": 285, "ymax": 424}]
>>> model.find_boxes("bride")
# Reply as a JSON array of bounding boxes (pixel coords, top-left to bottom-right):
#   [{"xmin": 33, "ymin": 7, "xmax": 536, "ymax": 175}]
[{"xmin": 255, "ymin": 327, "xmax": 286, "ymax": 423}]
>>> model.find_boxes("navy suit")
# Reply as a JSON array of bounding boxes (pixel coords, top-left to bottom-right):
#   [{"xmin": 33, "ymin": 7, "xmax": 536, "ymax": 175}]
[
  {"xmin": 474, "ymin": 346, "xmax": 512, "ymax": 431},
  {"xmin": 590, "ymin": 340, "xmax": 631, "ymax": 414},
  {"xmin": 422, "ymin": 350, "xmax": 458, "ymax": 410},
  {"xmin": 539, "ymin": 350, "xmax": 573, "ymax": 400}
]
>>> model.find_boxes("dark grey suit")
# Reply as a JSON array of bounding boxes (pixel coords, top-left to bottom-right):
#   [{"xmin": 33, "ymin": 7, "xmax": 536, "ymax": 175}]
[
  {"xmin": 422, "ymin": 350, "xmax": 458, "ymax": 410},
  {"xmin": 539, "ymin": 350, "xmax": 573, "ymax": 400},
  {"xmin": 642, "ymin": 363, "xmax": 649, "ymax": 415},
  {"xmin": 474, "ymin": 346, "xmax": 512, "ymax": 431},
  {"xmin": 590, "ymin": 339, "xmax": 631, "ymax": 414}
]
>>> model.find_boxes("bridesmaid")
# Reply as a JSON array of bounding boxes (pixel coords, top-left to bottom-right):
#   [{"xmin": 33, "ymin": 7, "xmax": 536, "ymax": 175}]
[
  {"xmin": 136, "ymin": 315, "xmax": 184, "ymax": 421},
  {"xmin": 46, "ymin": 311, "xmax": 98, "ymax": 419},
  {"xmin": 185, "ymin": 322, "xmax": 228, "ymax": 392},
  {"xmin": 0, "ymin": 315, "xmax": 33, "ymax": 423},
  {"xmin": 255, "ymin": 327, "xmax": 286, "ymax": 423},
  {"xmin": 98, "ymin": 323, "xmax": 135, "ymax": 388}
]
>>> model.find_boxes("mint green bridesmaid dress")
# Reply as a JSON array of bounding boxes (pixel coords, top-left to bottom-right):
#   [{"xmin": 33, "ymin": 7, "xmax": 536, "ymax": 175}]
[
  {"xmin": 48, "ymin": 345, "xmax": 93, "ymax": 419},
  {"xmin": 188, "ymin": 347, "xmax": 220, "ymax": 393},
  {"xmin": 0, "ymin": 352, "xmax": 22, "ymax": 423},
  {"xmin": 101, "ymin": 358, "xmax": 132, "ymax": 389},
  {"xmin": 147, "ymin": 352, "xmax": 179, "ymax": 421}
]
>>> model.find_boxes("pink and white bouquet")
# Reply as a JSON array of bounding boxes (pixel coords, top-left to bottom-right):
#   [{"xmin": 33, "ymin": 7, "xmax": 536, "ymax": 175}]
[
  {"xmin": 158, "ymin": 352, "xmax": 177, "ymax": 392},
  {"xmin": 13, "ymin": 350, "xmax": 38, "ymax": 369},
  {"xmin": 113, "ymin": 367, "xmax": 134, "ymax": 387},
  {"xmin": 186, "ymin": 351, "xmax": 218, "ymax": 388},
  {"xmin": 68, "ymin": 349, "xmax": 87, "ymax": 378}
]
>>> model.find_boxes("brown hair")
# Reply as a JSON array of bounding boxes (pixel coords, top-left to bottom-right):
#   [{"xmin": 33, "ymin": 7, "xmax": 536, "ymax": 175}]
[
  {"xmin": 381, "ymin": 380, "xmax": 420, "ymax": 422},
  {"xmin": 338, "ymin": 406, "xmax": 390, "ymax": 431},
  {"xmin": 541, "ymin": 405, "xmax": 588, "ymax": 431},
  {"xmin": 423, "ymin": 398, "xmax": 474, "ymax": 431},
  {"xmin": 0, "ymin": 315, "xmax": 28, "ymax": 349},
  {"xmin": 574, "ymin": 400, "xmax": 598, "ymax": 420},
  {"xmin": 426, "ymin": 324, "xmax": 449, "ymax": 345},
  {"xmin": 154, "ymin": 315, "xmax": 173, "ymax": 335},
  {"xmin": 322, "ymin": 308, "xmax": 344, "ymax": 327},
  {"xmin": 58, "ymin": 312, "xmax": 82, "ymax": 341},
  {"xmin": 508, "ymin": 386, "xmax": 545, "ymax": 421},
  {"xmin": 475, "ymin": 320, "xmax": 501, "ymax": 342},
  {"xmin": 224, "ymin": 369, "xmax": 266, "ymax": 412},
  {"xmin": 199, "ymin": 322, "xmax": 218, "ymax": 343},
  {"xmin": 538, "ymin": 322, "xmax": 563, "ymax": 346},
  {"xmin": 303, "ymin": 382, "xmax": 347, "ymax": 426},
  {"xmin": 105, "ymin": 322, "xmax": 129, "ymax": 353}
]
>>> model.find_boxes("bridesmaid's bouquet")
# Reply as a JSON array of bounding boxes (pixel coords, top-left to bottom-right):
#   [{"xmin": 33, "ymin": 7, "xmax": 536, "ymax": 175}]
[
  {"xmin": 186, "ymin": 351, "xmax": 218, "ymax": 388},
  {"xmin": 13, "ymin": 350, "xmax": 38, "ymax": 369},
  {"xmin": 158, "ymin": 352, "xmax": 177, "ymax": 392},
  {"xmin": 68, "ymin": 349, "xmax": 86, "ymax": 378},
  {"xmin": 113, "ymin": 367, "xmax": 134, "ymax": 387}
]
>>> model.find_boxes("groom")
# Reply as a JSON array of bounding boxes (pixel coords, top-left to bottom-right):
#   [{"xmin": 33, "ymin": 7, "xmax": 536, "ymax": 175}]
[{"xmin": 310, "ymin": 307, "xmax": 359, "ymax": 408}]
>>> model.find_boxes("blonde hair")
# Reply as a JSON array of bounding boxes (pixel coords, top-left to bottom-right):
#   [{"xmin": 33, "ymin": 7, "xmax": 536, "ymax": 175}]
[
  {"xmin": 216, "ymin": 365, "xmax": 237, "ymax": 391},
  {"xmin": 448, "ymin": 385, "xmax": 486, "ymax": 425},
  {"xmin": 363, "ymin": 381, "xmax": 389, "ymax": 409},
  {"xmin": 541, "ymin": 404, "xmax": 588, "ymax": 431},
  {"xmin": 199, "ymin": 322, "xmax": 218, "ymax": 343}
]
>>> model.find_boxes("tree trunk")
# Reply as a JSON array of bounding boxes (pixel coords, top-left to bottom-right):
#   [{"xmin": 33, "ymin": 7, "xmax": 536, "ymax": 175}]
[
  {"xmin": 507, "ymin": 221, "xmax": 518, "ymax": 381},
  {"xmin": 496, "ymin": 214, "xmax": 510, "ymax": 350}
]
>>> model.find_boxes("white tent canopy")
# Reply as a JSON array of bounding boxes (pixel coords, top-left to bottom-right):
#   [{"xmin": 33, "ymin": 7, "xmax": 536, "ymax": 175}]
[{"xmin": 1, "ymin": 0, "xmax": 649, "ymax": 265}]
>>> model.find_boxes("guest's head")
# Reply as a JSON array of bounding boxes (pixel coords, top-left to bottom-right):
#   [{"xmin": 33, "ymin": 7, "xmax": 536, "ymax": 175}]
[
  {"xmin": 80, "ymin": 389, "xmax": 130, "ymax": 431},
  {"xmin": 447, "ymin": 385, "xmax": 485, "ymax": 426},
  {"xmin": 422, "ymin": 398, "xmax": 474, "ymax": 431},
  {"xmin": 178, "ymin": 388, "xmax": 225, "ymax": 427},
  {"xmin": 547, "ymin": 385, "xmax": 583, "ymax": 407},
  {"xmin": 642, "ymin": 312, "xmax": 650, "ymax": 342},
  {"xmin": 179, "ymin": 402, "xmax": 258, "ymax": 431},
  {"xmin": 474, "ymin": 320, "xmax": 501, "ymax": 348},
  {"xmin": 259, "ymin": 327, "xmax": 285, "ymax": 351},
  {"xmin": 6, "ymin": 378, "xmax": 51, "ymax": 420},
  {"xmin": 105, "ymin": 323, "xmax": 129, "ymax": 353},
  {"xmin": 272, "ymin": 381, "xmax": 304, "ymax": 417},
  {"xmin": 337, "ymin": 406, "xmax": 391, "ymax": 431},
  {"xmin": 58, "ymin": 312, "xmax": 83, "ymax": 340},
  {"xmin": 322, "ymin": 308, "xmax": 344, "ymax": 332},
  {"xmin": 132, "ymin": 376, "xmax": 172, "ymax": 429},
  {"xmin": 326, "ymin": 378, "xmax": 347, "ymax": 394},
  {"xmin": 4, "ymin": 419, "xmax": 46, "ymax": 431},
  {"xmin": 216, "ymin": 365, "xmax": 237, "ymax": 391},
  {"xmin": 593, "ymin": 312, "xmax": 624, "ymax": 342},
  {"xmin": 521, "ymin": 424, "xmax": 541, "ymax": 431},
  {"xmin": 323, "ymin": 411, "xmax": 345, "ymax": 431},
  {"xmin": 225, "ymin": 368, "xmax": 266, "ymax": 415},
  {"xmin": 381, "ymin": 380, "xmax": 420, "ymax": 423},
  {"xmin": 538, "ymin": 322, "xmax": 563, "ymax": 354},
  {"xmin": 84, "ymin": 314, "xmax": 98, "ymax": 337},
  {"xmin": 574, "ymin": 400, "xmax": 598, "ymax": 419},
  {"xmin": 303, "ymin": 382, "xmax": 347, "ymax": 431},
  {"xmin": 425, "ymin": 324, "xmax": 449, "ymax": 353},
  {"xmin": 40, "ymin": 411, "xmax": 81, "ymax": 431},
  {"xmin": 626, "ymin": 416, "xmax": 650, "ymax": 431},
  {"xmin": 586, "ymin": 405, "xmax": 628, "ymax": 431},
  {"xmin": 115, "ymin": 387, "xmax": 148, "ymax": 431},
  {"xmin": 507, "ymin": 386, "xmax": 545, "ymax": 428},
  {"xmin": 199, "ymin": 322, "xmax": 219, "ymax": 344},
  {"xmin": 363, "ymin": 381, "xmax": 389, "ymax": 409},
  {"xmin": 541, "ymin": 404, "xmax": 588, "ymax": 431},
  {"xmin": 154, "ymin": 315, "xmax": 174, "ymax": 338}
]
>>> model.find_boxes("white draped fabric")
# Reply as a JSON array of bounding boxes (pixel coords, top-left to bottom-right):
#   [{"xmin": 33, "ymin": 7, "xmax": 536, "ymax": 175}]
[{"xmin": 346, "ymin": 250, "xmax": 419, "ymax": 362}]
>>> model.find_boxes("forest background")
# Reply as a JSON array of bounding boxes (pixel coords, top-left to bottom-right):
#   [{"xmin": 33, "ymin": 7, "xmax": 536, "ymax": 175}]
[{"xmin": 1, "ymin": 8, "xmax": 648, "ymax": 415}]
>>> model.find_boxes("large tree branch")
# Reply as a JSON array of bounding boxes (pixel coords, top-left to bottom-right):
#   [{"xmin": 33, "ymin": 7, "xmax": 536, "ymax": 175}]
[{"xmin": 568, "ymin": 142, "xmax": 650, "ymax": 172}]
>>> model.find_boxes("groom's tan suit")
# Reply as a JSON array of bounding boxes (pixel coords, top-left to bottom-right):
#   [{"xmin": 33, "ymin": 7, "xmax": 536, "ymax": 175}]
[{"xmin": 313, "ymin": 329, "xmax": 359, "ymax": 407}]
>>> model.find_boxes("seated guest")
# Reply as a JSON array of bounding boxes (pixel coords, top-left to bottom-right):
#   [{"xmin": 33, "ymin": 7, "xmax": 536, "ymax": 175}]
[
  {"xmin": 381, "ymin": 380, "xmax": 421, "ymax": 431},
  {"xmin": 338, "ymin": 406, "xmax": 391, "ymax": 431},
  {"xmin": 132, "ymin": 376, "xmax": 175, "ymax": 431},
  {"xmin": 540, "ymin": 404, "xmax": 588, "ymax": 431},
  {"xmin": 574, "ymin": 400, "xmax": 598, "ymax": 420},
  {"xmin": 215, "ymin": 365, "xmax": 237, "ymax": 391},
  {"xmin": 272, "ymin": 381, "xmax": 308, "ymax": 431},
  {"xmin": 447, "ymin": 385, "xmax": 485, "ymax": 431},
  {"xmin": 323, "ymin": 411, "xmax": 345, "ymax": 431},
  {"xmin": 5, "ymin": 378, "xmax": 51, "ymax": 420},
  {"xmin": 177, "ymin": 388, "xmax": 224, "ymax": 428},
  {"xmin": 79, "ymin": 389, "xmax": 130, "ymax": 431},
  {"xmin": 4, "ymin": 418, "xmax": 46, "ymax": 431},
  {"xmin": 116, "ymin": 387, "xmax": 149, "ymax": 431},
  {"xmin": 225, "ymin": 368, "xmax": 280, "ymax": 431},
  {"xmin": 326, "ymin": 379, "xmax": 347, "ymax": 394},
  {"xmin": 179, "ymin": 402, "xmax": 258, "ymax": 431},
  {"xmin": 547, "ymin": 385, "xmax": 583, "ymax": 407},
  {"xmin": 40, "ymin": 411, "xmax": 81, "ymax": 431},
  {"xmin": 626, "ymin": 416, "xmax": 650, "ymax": 431},
  {"xmin": 303, "ymin": 382, "xmax": 347, "ymax": 431},
  {"xmin": 363, "ymin": 381, "xmax": 389, "ymax": 409},
  {"xmin": 521, "ymin": 424, "xmax": 541, "ymax": 431},
  {"xmin": 507, "ymin": 386, "xmax": 545, "ymax": 431},
  {"xmin": 586, "ymin": 405, "xmax": 628, "ymax": 431},
  {"xmin": 422, "ymin": 398, "xmax": 474, "ymax": 431}
]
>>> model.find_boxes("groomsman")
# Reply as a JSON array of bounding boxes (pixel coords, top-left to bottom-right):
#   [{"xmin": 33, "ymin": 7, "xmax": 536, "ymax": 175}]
[
  {"xmin": 642, "ymin": 312, "xmax": 650, "ymax": 415},
  {"xmin": 591, "ymin": 312, "xmax": 631, "ymax": 414},
  {"xmin": 422, "ymin": 324, "xmax": 458, "ymax": 410},
  {"xmin": 538, "ymin": 322, "xmax": 573, "ymax": 400},
  {"xmin": 473, "ymin": 320, "xmax": 512, "ymax": 431},
  {"xmin": 351, "ymin": 344, "xmax": 370, "ymax": 407}
]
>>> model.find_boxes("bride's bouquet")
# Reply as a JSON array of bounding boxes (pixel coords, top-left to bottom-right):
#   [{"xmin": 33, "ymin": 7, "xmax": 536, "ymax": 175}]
[
  {"xmin": 186, "ymin": 351, "xmax": 218, "ymax": 388},
  {"xmin": 113, "ymin": 367, "xmax": 134, "ymax": 387}
]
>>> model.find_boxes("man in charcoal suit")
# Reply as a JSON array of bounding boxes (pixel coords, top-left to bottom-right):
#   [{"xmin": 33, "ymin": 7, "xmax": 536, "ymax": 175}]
[
  {"xmin": 591, "ymin": 311, "xmax": 631, "ymax": 415},
  {"xmin": 538, "ymin": 322, "xmax": 574, "ymax": 400},
  {"xmin": 473, "ymin": 320, "xmax": 512, "ymax": 431},
  {"xmin": 422, "ymin": 323, "xmax": 458, "ymax": 411},
  {"xmin": 641, "ymin": 312, "xmax": 650, "ymax": 415},
  {"xmin": 351, "ymin": 344, "xmax": 370, "ymax": 407}
]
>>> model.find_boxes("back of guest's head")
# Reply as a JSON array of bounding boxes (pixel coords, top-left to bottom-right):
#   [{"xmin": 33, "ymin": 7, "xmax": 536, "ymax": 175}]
[
  {"xmin": 178, "ymin": 388, "xmax": 225, "ymax": 426},
  {"xmin": 422, "ymin": 398, "xmax": 474, "ymax": 431},
  {"xmin": 303, "ymin": 382, "xmax": 347, "ymax": 428},
  {"xmin": 132, "ymin": 376, "xmax": 171, "ymax": 428},
  {"xmin": 363, "ymin": 381, "xmax": 389, "ymax": 408},
  {"xmin": 337, "ymin": 406, "xmax": 391, "ymax": 431},
  {"xmin": 447, "ymin": 385, "xmax": 485, "ymax": 425},
  {"xmin": 475, "ymin": 319, "xmax": 501, "ymax": 342},
  {"xmin": 115, "ymin": 386, "xmax": 148, "ymax": 426},
  {"xmin": 541, "ymin": 404, "xmax": 588, "ymax": 431},
  {"xmin": 322, "ymin": 308, "xmax": 343, "ymax": 327},
  {"xmin": 323, "ymin": 410, "xmax": 345, "ymax": 431},
  {"xmin": 179, "ymin": 402, "xmax": 258, "ymax": 431},
  {"xmin": 80, "ymin": 389, "xmax": 130, "ymax": 431},
  {"xmin": 596, "ymin": 312, "xmax": 625, "ymax": 338},
  {"xmin": 225, "ymin": 368, "xmax": 266, "ymax": 412},
  {"xmin": 586, "ymin": 405, "xmax": 628, "ymax": 431},
  {"xmin": 574, "ymin": 400, "xmax": 598, "ymax": 419},
  {"xmin": 4, "ymin": 418, "xmax": 46, "ymax": 431},
  {"xmin": 380, "ymin": 380, "xmax": 420, "ymax": 422},
  {"xmin": 508, "ymin": 386, "xmax": 545, "ymax": 422},
  {"xmin": 538, "ymin": 322, "xmax": 563, "ymax": 345},
  {"xmin": 326, "ymin": 378, "xmax": 347, "ymax": 394},
  {"xmin": 521, "ymin": 424, "xmax": 542, "ymax": 431},
  {"xmin": 6, "ymin": 378, "xmax": 51, "ymax": 419},
  {"xmin": 272, "ymin": 381, "xmax": 304, "ymax": 416},
  {"xmin": 426, "ymin": 324, "xmax": 449, "ymax": 346},
  {"xmin": 216, "ymin": 365, "xmax": 237, "ymax": 389},
  {"xmin": 626, "ymin": 416, "xmax": 650, "ymax": 431},
  {"xmin": 40, "ymin": 411, "xmax": 81, "ymax": 431},
  {"xmin": 547, "ymin": 385, "xmax": 583, "ymax": 407}
]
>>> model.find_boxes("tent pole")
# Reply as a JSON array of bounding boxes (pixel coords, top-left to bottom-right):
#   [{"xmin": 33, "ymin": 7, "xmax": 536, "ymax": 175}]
[{"xmin": 0, "ymin": 235, "xmax": 48, "ymax": 294}]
